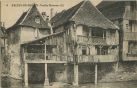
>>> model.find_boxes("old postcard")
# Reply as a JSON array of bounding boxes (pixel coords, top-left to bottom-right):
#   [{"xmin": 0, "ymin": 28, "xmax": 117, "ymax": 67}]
[{"xmin": 0, "ymin": 0, "xmax": 137, "ymax": 88}]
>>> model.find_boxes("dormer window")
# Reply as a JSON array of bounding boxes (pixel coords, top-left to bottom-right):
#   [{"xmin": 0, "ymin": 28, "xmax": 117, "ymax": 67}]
[{"xmin": 35, "ymin": 16, "xmax": 40, "ymax": 24}]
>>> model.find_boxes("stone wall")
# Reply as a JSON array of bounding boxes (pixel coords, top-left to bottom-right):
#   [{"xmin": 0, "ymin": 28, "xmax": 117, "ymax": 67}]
[
  {"xmin": 3, "ymin": 61, "xmax": 137, "ymax": 85},
  {"xmin": 100, "ymin": 61, "xmax": 137, "ymax": 82},
  {"xmin": 34, "ymin": 62, "xmax": 137, "ymax": 84},
  {"xmin": 8, "ymin": 44, "xmax": 22, "ymax": 79}
]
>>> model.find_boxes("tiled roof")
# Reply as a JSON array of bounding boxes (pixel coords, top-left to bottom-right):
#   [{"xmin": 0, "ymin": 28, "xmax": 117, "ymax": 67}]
[
  {"xmin": 21, "ymin": 31, "xmax": 64, "ymax": 45},
  {"xmin": 51, "ymin": 1, "xmax": 119, "ymax": 30},
  {"xmin": 7, "ymin": 4, "xmax": 50, "ymax": 30},
  {"xmin": 97, "ymin": 1, "xmax": 125, "ymax": 20}
]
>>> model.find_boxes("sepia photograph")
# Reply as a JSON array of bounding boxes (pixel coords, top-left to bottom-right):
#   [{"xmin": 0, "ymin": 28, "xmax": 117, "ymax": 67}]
[{"xmin": 0, "ymin": 0, "xmax": 137, "ymax": 88}]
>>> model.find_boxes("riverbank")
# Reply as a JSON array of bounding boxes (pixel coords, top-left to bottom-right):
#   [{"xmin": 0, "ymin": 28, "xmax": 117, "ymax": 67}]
[{"xmin": 1, "ymin": 77, "xmax": 137, "ymax": 88}]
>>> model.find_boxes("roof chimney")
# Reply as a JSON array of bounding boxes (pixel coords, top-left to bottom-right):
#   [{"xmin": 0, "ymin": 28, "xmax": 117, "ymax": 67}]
[
  {"xmin": 50, "ymin": 8, "xmax": 54, "ymax": 19},
  {"xmin": 46, "ymin": 16, "xmax": 53, "ymax": 34},
  {"xmin": 41, "ymin": 12, "xmax": 47, "ymax": 21}
]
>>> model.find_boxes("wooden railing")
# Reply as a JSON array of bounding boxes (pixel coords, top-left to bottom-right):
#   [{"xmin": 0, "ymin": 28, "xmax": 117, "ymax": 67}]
[
  {"xmin": 124, "ymin": 32, "xmax": 137, "ymax": 41},
  {"xmin": 77, "ymin": 35, "xmax": 119, "ymax": 45},
  {"xmin": 25, "ymin": 53, "xmax": 117, "ymax": 63},
  {"xmin": 78, "ymin": 55, "xmax": 94, "ymax": 62},
  {"xmin": 77, "ymin": 35, "xmax": 106, "ymax": 45},
  {"xmin": 25, "ymin": 53, "xmax": 73, "ymax": 62},
  {"xmin": 123, "ymin": 53, "xmax": 137, "ymax": 61},
  {"xmin": 46, "ymin": 54, "xmax": 73, "ymax": 62},
  {"xmin": 92, "ymin": 37, "xmax": 106, "ymax": 45},
  {"xmin": 78, "ymin": 55, "xmax": 117, "ymax": 63},
  {"xmin": 93, "ymin": 55, "xmax": 117, "ymax": 62},
  {"xmin": 25, "ymin": 53, "xmax": 45, "ymax": 60}
]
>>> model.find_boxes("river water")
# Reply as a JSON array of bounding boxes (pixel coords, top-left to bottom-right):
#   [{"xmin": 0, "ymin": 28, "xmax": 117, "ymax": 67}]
[{"xmin": 1, "ymin": 80, "xmax": 137, "ymax": 88}]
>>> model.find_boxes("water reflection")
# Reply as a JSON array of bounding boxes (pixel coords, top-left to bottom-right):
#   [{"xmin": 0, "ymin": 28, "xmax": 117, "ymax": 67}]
[{"xmin": 1, "ymin": 77, "xmax": 137, "ymax": 88}]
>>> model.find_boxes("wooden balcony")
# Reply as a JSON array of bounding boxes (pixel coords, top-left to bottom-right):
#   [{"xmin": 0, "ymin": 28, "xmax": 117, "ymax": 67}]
[
  {"xmin": 25, "ymin": 53, "xmax": 73, "ymax": 63},
  {"xmin": 94, "ymin": 55, "xmax": 117, "ymax": 62},
  {"xmin": 78, "ymin": 55, "xmax": 117, "ymax": 63},
  {"xmin": 124, "ymin": 32, "xmax": 137, "ymax": 41},
  {"xmin": 25, "ymin": 53, "xmax": 117, "ymax": 63},
  {"xmin": 77, "ymin": 35, "xmax": 118, "ymax": 45},
  {"xmin": 123, "ymin": 53, "xmax": 137, "ymax": 61},
  {"xmin": 25, "ymin": 53, "xmax": 45, "ymax": 60},
  {"xmin": 77, "ymin": 35, "xmax": 107, "ymax": 45}
]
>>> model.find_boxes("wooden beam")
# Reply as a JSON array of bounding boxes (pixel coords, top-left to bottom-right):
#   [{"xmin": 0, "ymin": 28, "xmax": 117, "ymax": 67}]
[
  {"xmin": 24, "ymin": 63, "xmax": 28, "ymax": 86},
  {"xmin": 25, "ymin": 60, "xmax": 67, "ymax": 64},
  {"xmin": 44, "ymin": 63, "xmax": 49, "ymax": 86},
  {"xmin": 45, "ymin": 42, "xmax": 47, "ymax": 60},
  {"xmin": 115, "ymin": 62, "xmax": 119, "ymax": 72},
  {"xmin": 95, "ymin": 64, "xmax": 98, "ymax": 85},
  {"xmin": 73, "ymin": 64, "xmax": 79, "ymax": 86}
]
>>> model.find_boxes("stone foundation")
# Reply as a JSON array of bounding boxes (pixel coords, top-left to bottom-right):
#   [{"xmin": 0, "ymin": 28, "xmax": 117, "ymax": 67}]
[
  {"xmin": 5, "ymin": 61, "xmax": 137, "ymax": 85},
  {"xmin": 100, "ymin": 61, "xmax": 137, "ymax": 82}
]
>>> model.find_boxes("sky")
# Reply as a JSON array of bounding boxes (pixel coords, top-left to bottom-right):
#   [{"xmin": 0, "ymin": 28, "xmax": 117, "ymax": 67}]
[{"xmin": 1, "ymin": 0, "xmax": 102, "ymax": 28}]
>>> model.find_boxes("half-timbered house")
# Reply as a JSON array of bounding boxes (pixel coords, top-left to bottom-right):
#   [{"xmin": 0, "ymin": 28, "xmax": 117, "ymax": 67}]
[
  {"xmin": 97, "ymin": 0, "xmax": 137, "ymax": 82},
  {"xmin": 97, "ymin": 1, "xmax": 137, "ymax": 61},
  {"xmin": 21, "ymin": 1, "xmax": 119, "ymax": 86},
  {"xmin": 6, "ymin": 4, "xmax": 50, "ymax": 79}
]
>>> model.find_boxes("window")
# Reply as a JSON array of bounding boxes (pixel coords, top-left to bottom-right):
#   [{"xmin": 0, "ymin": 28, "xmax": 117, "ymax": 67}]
[
  {"xmin": 129, "ymin": 20, "xmax": 136, "ymax": 32},
  {"xmin": 34, "ymin": 28, "xmax": 39, "ymax": 38},
  {"xmin": 27, "ymin": 45, "xmax": 44, "ymax": 53},
  {"xmin": 82, "ymin": 46, "xmax": 87, "ymax": 55},
  {"xmin": 130, "ymin": 2, "xmax": 136, "ymax": 11},
  {"xmin": 92, "ymin": 29, "xmax": 106, "ymax": 38},
  {"xmin": 46, "ymin": 45, "xmax": 57, "ymax": 54},
  {"xmin": 128, "ymin": 41, "xmax": 137, "ymax": 55},
  {"xmin": 96, "ymin": 46, "xmax": 108, "ymax": 55},
  {"xmin": 35, "ymin": 16, "xmax": 40, "ymax": 24},
  {"xmin": 83, "ymin": 26, "xmax": 89, "ymax": 36}
]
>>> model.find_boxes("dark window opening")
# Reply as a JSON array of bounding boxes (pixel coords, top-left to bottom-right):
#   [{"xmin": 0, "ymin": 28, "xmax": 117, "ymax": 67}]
[
  {"xmin": 82, "ymin": 46, "xmax": 87, "ymax": 55},
  {"xmin": 96, "ymin": 46, "xmax": 108, "ymax": 55},
  {"xmin": 128, "ymin": 41, "xmax": 137, "ymax": 55},
  {"xmin": 129, "ymin": 20, "xmax": 136, "ymax": 32},
  {"xmin": 83, "ymin": 26, "xmax": 89, "ymax": 36},
  {"xmin": 27, "ymin": 45, "xmax": 44, "ymax": 53},
  {"xmin": 46, "ymin": 45, "xmax": 57, "ymax": 54},
  {"xmin": 35, "ymin": 16, "xmax": 41, "ymax": 24},
  {"xmin": 92, "ymin": 29, "xmax": 106, "ymax": 38},
  {"xmin": 130, "ymin": 2, "xmax": 136, "ymax": 11}
]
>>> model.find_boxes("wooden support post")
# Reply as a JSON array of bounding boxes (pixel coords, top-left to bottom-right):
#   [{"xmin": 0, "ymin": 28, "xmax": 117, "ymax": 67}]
[
  {"xmin": 73, "ymin": 63, "xmax": 79, "ymax": 86},
  {"xmin": 95, "ymin": 64, "xmax": 98, "ymax": 85},
  {"xmin": 99, "ymin": 46, "xmax": 103, "ymax": 55},
  {"xmin": 24, "ymin": 63, "xmax": 28, "ymax": 86},
  {"xmin": 64, "ymin": 63, "xmax": 68, "ymax": 83},
  {"xmin": 45, "ymin": 42, "xmax": 47, "ymax": 60},
  {"xmin": 115, "ymin": 62, "xmax": 119, "ymax": 72},
  {"xmin": 44, "ymin": 63, "xmax": 49, "ymax": 86},
  {"xmin": 22, "ymin": 47, "xmax": 26, "ymax": 61},
  {"xmin": 103, "ymin": 31, "xmax": 105, "ymax": 39}
]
